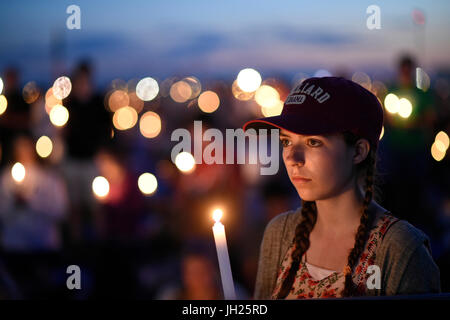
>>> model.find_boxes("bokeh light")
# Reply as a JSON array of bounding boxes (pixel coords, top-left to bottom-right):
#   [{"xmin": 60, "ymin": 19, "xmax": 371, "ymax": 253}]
[
  {"xmin": 136, "ymin": 77, "xmax": 159, "ymax": 101},
  {"xmin": 183, "ymin": 76, "xmax": 202, "ymax": 99},
  {"xmin": 255, "ymin": 85, "xmax": 280, "ymax": 109},
  {"xmin": 139, "ymin": 111, "xmax": 162, "ymax": 138},
  {"xmin": 0, "ymin": 77, "xmax": 3, "ymax": 94},
  {"xmin": 92, "ymin": 176, "xmax": 110, "ymax": 198},
  {"xmin": 113, "ymin": 106, "xmax": 138, "ymax": 130},
  {"xmin": 371, "ymin": 80, "xmax": 387, "ymax": 99},
  {"xmin": 352, "ymin": 71, "xmax": 372, "ymax": 91},
  {"xmin": 22, "ymin": 81, "xmax": 40, "ymax": 104},
  {"xmin": 384, "ymin": 93, "xmax": 400, "ymax": 114},
  {"xmin": 108, "ymin": 90, "xmax": 130, "ymax": 112},
  {"xmin": 49, "ymin": 104, "xmax": 69, "ymax": 127},
  {"xmin": 0, "ymin": 95, "xmax": 7, "ymax": 116},
  {"xmin": 36, "ymin": 136, "xmax": 53, "ymax": 158},
  {"xmin": 11, "ymin": 162, "xmax": 26, "ymax": 183},
  {"xmin": 416, "ymin": 67, "xmax": 430, "ymax": 92},
  {"xmin": 398, "ymin": 98, "xmax": 413, "ymax": 118},
  {"xmin": 138, "ymin": 172, "xmax": 158, "ymax": 195},
  {"xmin": 160, "ymin": 77, "xmax": 176, "ymax": 97},
  {"xmin": 261, "ymin": 100, "xmax": 283, "ymax": 117},
  {"xmin": 198, "ymin": 91, "xmax": 220, "ymax": 113},
  {"xmin": 379, "ymin": 126, "xmax": 385, "ymax": 140},
  {"xmin": 435, "ymin": 140, "xmax": 447, "ymax": 153},
  {"xmin": 435, "ymin": 131, "xmax": 449, "ymax": 150},
  {"xmin": 52, "ymin": 76, "xmax": 72, "ymax": 100},
  {"xmin": 236, "ymin": 68, "xmax": 262, "ymax": 93},
  {"xmin": 232, "ymin": 80, "xmax": 254, "ymax": 101},
  {"xmin": 174, "ymin": 152, "xmax": 196, "ymax": 174},
  {"xmin": 431, "ymin": 142, "xmax": 446, "ymax": 162},
  {"xmin": 170, "ymin": 80, "xmax": 192, "ymax": 103},
  {"xmin": 45, "ymin": 88, "xmax": 62, "ymax": 114}
]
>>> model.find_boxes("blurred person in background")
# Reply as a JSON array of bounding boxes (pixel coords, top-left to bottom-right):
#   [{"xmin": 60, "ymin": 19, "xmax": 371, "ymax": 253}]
[
  {"xmin": 171, "ymin": 117, "xmax": 243, "ymax": 241},
  {"xmin": 61, "ymin": 60, "xmax": 111, "ymax": 245},
  {"xmin": 156, "ymin": 240, "xmax": 249, "ymax": 300},
  {"xmin": 155, "ymin": 242, "xmax": 222, "ymax": 300},
  {"xmin": 157, "ymin": 250, "xmax": 222, "ymax": 300},
  {"xmin": 0, "ymin": 67, "xmax": 31, "ymax": 169},
  {"xmin": 381, "ymin": 54, "xmax": 438, "ymax": 234},
  {"xmin": 86, "ymin": 145, "xmax": 150, "ymax": 298},
  {"xmin": 0, "ymin": 134, "xmax": 68, "ymax": 252},
  {"xmin": 386, "ymin": 54, "xmax": 436, "ymax": 164},
  {"xmin": 93, "ymin": 145, "xmax": 147, "ymax": 244},
  {"xmin": 236, "ymin": 177, "xmax": 295, "ymax": 296}
]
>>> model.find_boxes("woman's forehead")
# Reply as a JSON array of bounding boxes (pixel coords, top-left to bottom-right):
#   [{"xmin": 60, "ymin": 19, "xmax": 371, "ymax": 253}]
[{"xmin": 279, "ymin": 129, "xmax": 337, "ymax": 139}]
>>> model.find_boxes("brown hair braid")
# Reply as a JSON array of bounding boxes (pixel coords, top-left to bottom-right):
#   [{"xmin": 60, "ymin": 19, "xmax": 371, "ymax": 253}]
[
  {"xmin": 276, "ymin": 200, "xmax": 317, "ymax": 298},
  {"xmin": 276, "ymin": 131, "xmax": 379, "ymax": 299}
]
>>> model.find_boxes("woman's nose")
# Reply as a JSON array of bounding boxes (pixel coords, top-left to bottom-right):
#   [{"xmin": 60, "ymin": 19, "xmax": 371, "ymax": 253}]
[{"xmin": 284, "ymin": 147, "xmax": 305, "ymax": 166}]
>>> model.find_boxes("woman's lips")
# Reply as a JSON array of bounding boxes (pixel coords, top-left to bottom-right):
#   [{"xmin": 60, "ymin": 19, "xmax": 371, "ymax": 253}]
[{"xmin": 291, "ymin": 176, "xmax": 311, "ymax": 184}]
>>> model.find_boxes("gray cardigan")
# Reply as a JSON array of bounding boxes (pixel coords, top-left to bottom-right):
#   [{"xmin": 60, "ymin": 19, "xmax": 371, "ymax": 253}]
[{"xmin": 254, "ymin": 207, "xmax": 441, "ymax": 299}]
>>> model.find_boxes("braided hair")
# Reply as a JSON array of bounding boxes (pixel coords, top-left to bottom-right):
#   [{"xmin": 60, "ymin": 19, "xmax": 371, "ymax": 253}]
[{"xmin": 276, "ymin": 131, "xmax": 380, "ymax": 299}]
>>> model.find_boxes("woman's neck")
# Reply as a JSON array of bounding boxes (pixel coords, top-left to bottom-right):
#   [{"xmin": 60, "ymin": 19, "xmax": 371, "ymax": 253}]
[{"xmin": 314, "ymin": 183, "xmax": 365, "ymax": 237}]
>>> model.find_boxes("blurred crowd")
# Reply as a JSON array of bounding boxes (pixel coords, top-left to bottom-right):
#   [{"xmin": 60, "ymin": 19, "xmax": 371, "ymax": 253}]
[{"xmin": 0, "ymin": 54, "xmax": 449, "ymax": 299}]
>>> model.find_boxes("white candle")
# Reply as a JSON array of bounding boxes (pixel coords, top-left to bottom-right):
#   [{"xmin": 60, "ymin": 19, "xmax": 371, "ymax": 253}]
[{"xmin": 212, "ymin": 209, "xmax": 236, "ymax": 300}]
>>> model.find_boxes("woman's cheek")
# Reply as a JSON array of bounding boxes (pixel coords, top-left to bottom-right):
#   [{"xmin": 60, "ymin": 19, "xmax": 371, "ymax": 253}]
[
  {"xmin": 281, "ymin": 149, "xmax": 288, "ymax": 164},
  {"xmin": 310, "ymin": 158, "xmax": 339, "ymax": 189}
]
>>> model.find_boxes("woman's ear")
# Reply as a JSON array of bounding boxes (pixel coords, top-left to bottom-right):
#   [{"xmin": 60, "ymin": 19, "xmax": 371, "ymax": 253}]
[{"xmin": 352, "ymin": 139, "xmax": 370, "ymax": 165}]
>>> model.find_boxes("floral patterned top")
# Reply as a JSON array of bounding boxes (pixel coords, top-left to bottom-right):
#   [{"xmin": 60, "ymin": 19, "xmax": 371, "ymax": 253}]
[{"xmin": 271, "ymin": 213, "xmax": 399, "ymax": 299}]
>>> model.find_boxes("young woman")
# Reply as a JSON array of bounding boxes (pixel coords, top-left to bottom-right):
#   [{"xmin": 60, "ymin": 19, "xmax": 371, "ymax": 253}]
[{"xmin": 243, "ymin": 76, "xmax": 441, "ymax": 299}]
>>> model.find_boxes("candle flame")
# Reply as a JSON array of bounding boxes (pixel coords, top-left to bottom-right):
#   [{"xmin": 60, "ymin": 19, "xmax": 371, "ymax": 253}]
[{"xmin": 212, "ymin": 208, "xmax": 223, "ymax": 223}]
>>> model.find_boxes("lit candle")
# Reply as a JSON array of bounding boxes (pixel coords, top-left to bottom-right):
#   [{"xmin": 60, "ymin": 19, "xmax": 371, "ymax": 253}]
[{"xmin": 212, "ymin": 208, "xmax": 236, "ymax": 300}]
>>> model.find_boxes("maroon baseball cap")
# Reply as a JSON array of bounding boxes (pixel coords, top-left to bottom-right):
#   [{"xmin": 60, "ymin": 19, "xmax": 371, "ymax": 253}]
[{"xmin": 243, "ymin": 76, "xmax": 384, "ymax": 148}]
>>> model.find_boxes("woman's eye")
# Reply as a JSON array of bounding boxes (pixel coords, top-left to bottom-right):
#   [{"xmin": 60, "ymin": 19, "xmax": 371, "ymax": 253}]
[
  {"xmin": 280, "ymin": 139, "xmax": 291, "ymax": 147},
  {"xmin": 308, "ymin": 139, "xmax": 322, "ymax": 147}
]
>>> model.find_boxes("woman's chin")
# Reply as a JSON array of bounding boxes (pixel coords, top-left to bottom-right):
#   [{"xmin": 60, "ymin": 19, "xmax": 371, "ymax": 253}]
[{"xmin": 295, "ymin": 188, "xmax": 316, "ymax": 202}]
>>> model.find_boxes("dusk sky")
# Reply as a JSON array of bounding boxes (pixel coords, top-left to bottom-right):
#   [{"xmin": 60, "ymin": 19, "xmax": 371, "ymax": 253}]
[{"xmin": 1, "ymin": 0, "xmax": 450, "ymax": 87}]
